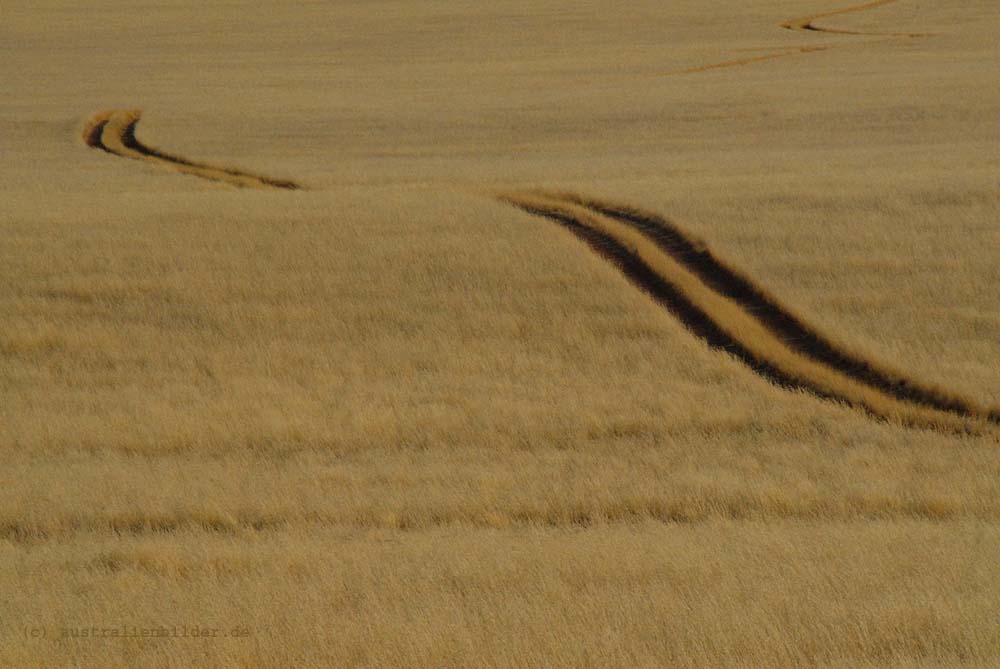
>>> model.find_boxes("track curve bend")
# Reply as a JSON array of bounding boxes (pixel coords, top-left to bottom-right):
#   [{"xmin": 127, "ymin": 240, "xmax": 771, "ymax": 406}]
[{"xmin": 82, "ymin": 109, "xmax": 300, "ymax": 190}]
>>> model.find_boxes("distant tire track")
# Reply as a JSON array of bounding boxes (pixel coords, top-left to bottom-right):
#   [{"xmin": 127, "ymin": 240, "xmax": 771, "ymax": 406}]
[
  {"xmin": 780, "ymin": 0, "xmax": 930, "ymax": 36},
  {"xmin": 81, "ymin": 109, "xmax": 300, "ymax": 190},
  {"xmin": 498, "ymin": 190, "xmax": 1000, "ymax": 434},
  {"xmin": 676, "ymin": 0, "xmax": 929, "ymax": 75},
  {"xmin": 672, "ymin": 46, "xmax": 831, "ymax": 75}
]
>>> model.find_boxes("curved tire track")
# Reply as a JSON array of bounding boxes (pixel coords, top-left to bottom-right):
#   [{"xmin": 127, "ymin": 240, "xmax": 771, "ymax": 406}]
[
  {"xmin": 780, "ymin": 0, "xmax": 930, "ymax": 37},
  {"xmin": 676, "ymin": 0, "xmax": 929, "ymax": 75},
  {"xmin": 82, "ymin": 109, "xmax": 300, "ymax": 190},
  {"xmin": 498, "ymin": 190, "xmax": 1000, "ymax": 434}
]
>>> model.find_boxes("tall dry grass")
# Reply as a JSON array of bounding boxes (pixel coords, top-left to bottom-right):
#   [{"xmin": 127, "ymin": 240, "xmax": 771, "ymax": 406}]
[{"xmin": 3, "ymin": 0, "xmax": 1000, "ymax": 666}]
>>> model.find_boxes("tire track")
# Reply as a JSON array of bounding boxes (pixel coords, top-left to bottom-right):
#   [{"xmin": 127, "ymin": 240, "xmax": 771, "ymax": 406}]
[
  {"xmin": 497, "ymin": 190, "xmax": 1000, "ymax": 434},
  {"xmin": 675, "ymin": 0, "xmax": 928, "ymax": 75},
  {"xmin": 780, "ymin": 0, "xmax": 930, "ymax": 36},
  {"xmin": 81, "ymin": 109, "xmax": 300, "ymax": 190},
  {"xmin": 672, "ymin": 46, "xmax": 831, "ymax": 75}
]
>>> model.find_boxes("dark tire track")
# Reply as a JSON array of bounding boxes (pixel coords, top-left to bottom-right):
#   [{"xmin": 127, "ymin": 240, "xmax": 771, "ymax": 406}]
[
  {"xmin": 81, "ymin": 109, "xmax": 300, "ymax": 190},
  {"xmin": 546, "ymin": 191, "xmax": 997, "ymax": 422},
  {"xmin": 499, "ymin": 190, "xmax": 1000, "ymax": 434}
]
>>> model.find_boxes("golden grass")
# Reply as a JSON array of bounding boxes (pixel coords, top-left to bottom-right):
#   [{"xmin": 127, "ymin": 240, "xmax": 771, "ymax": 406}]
[
  {"xmin": 5, "ymin": 523, "xmax": 1000, "ymax": 667},
  {"xmin": 3, "ymin": 0, "xmax": 1000, "ymax": 666}
]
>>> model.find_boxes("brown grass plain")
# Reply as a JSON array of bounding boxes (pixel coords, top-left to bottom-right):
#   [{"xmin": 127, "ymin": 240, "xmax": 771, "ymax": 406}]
[{"xmin": 3, "ymin": 0, "xmax": 1000, "ymax": 666}]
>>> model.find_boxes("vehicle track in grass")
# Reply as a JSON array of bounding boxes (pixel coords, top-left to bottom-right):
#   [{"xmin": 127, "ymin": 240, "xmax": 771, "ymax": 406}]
[
  {"xmin": 81, "ymin": 109, "xmax": 300, "ymax": 190},
  {"xmin": 672, "ymin": 45, "xmax": 833, "ymax": 75},
  {"xmin": 497, "ymin": 190, "xmax": 1000, "ymax": 435},
  {"xmin": 673, "ymin": 0, "xmax": 930, "ymax": 75},
  {"xmin": 76, "ymin": 110, "xmax": 995, "ymax": 433},
  {"xmin": 780, "ymin": 0, "xmax": 931, "ymax": 36}
]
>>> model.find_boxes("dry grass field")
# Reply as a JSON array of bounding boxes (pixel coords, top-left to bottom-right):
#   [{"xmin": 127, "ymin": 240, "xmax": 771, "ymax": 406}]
[{"xmin": 3, "ymin": 0, "xmax": 1000, "ymax": 666}]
